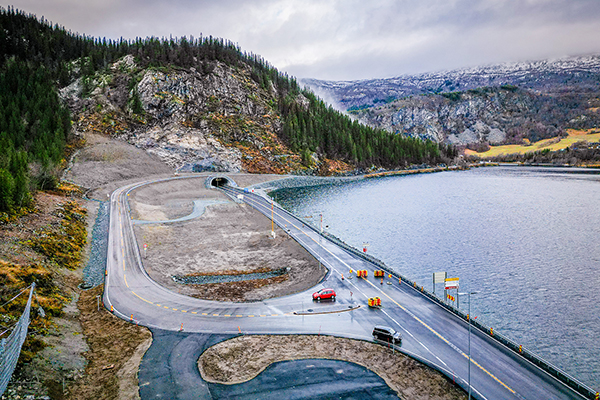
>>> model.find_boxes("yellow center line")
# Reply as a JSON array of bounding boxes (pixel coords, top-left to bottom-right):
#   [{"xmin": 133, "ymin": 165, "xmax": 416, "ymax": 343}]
[
  {"xmin": 212, "ymin": 314, "xmax": 219, "ymax": 317},
  {"xmin": 131, "ymin": 291, "xmax": 154, "ymax": 305},
  {"xmin": 362, "ymin": 277, "xmax": 516, "ymax": 394},
  {"xmin": 243, "ymin": 192, "xmax": 516, "ymax": 395},
  {"xmin": 181, "ymin": 310, "xmax": 187, "ymax": 313}
]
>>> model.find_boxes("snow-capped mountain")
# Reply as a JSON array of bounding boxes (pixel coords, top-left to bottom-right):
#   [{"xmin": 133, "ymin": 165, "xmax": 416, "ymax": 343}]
[{"xmin": 303, "ymin": 54, "xmax": 600, "ymax": 111}]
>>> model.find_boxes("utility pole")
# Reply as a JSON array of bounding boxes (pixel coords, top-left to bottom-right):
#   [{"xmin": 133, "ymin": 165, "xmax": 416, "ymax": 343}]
[
  {"xmin": 458, "ymin": 291, "xmax": 478, "ymax": 400},
  {"xmin": 271, "ymin": 200, "xmax": 275, "ymax": 238}
]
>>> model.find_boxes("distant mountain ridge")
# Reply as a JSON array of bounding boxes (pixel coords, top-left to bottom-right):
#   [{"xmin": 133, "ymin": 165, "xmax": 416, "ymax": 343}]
[
  {"xmin": 302, "ymin": 55, "xmax": 600, "ymax": 147},
  {"xmin": 303, "ymin": 54, "xmax": 600, "ymax": 110}
]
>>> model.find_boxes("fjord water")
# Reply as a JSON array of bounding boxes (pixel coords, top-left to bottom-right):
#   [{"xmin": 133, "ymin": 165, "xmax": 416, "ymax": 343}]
[{"xmin": 272, "ymin": 166, "xmax": 600, "ymax": 389}]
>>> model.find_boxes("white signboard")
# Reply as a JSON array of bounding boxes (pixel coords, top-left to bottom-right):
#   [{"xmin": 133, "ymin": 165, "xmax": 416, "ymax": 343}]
[
  {"xmin": 445, "ymin": 277, "xmax": 459, "ymax": 290},
  {"xmin": 434, "ymin": 272, "xmax": 447, "ymax": 284},
  {"xmin": 237, "ymin": 194, "xmax": 244, "ymax": 200}
]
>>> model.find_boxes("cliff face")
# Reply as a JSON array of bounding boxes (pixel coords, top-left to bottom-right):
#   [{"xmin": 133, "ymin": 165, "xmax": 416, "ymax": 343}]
[
  {"xmin": 349, "ymin": 86, "xmax": 600, "ymax": 146},
  {"xmin": 61, "ymin": 55, "xmax": 306, "ymax": 174}
]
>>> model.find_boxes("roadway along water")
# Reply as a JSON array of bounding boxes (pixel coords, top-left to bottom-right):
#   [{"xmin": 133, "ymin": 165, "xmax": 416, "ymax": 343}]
[{"xmin": 271, "ymin": 166, "xmax": 600, "ymax": 390}]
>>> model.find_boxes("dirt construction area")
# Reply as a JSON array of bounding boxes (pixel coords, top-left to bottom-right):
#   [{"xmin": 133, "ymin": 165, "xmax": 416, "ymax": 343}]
[{"xmin": 128, "ymin": 176, "xmax": 327, "ymax": 302}]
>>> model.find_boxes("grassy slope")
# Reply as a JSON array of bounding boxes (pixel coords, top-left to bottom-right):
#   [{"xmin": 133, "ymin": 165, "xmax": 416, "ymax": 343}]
[{"xmin": 465, "ymin": 129, "xmax": 600, "ymax": 158}]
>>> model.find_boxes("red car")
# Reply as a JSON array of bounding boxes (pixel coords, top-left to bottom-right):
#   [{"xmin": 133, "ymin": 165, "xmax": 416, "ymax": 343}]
[{"xmin": 312, "ymin": 288, "xmax": 336, "ymax": 301}]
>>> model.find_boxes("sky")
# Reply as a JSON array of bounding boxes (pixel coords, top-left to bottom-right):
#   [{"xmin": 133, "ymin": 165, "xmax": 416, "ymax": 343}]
[{"xmin": 8, "ymin": 0, "xmax": 600, "ymax": 81}]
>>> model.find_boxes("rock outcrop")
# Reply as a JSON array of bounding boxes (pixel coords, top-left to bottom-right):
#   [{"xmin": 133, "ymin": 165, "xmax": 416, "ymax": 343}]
[
  {"xmin": 62, "ymin": 56, "xmax": 305, "ymax": 174},
  {"xmin": 349, "ymin": 86, "xmax": 600, "ymax": 146}
]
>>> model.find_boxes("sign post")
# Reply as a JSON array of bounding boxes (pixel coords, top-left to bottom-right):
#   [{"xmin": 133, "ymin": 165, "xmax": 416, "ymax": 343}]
[{"xmin": 445, "ymin": 277, "xmax": 459, "ymax": 306}]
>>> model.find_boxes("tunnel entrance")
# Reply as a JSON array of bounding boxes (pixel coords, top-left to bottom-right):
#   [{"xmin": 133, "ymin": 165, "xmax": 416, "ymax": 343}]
[{"xmin": 211, "ymin": 177, "xmax": 229, "ymax": 187}]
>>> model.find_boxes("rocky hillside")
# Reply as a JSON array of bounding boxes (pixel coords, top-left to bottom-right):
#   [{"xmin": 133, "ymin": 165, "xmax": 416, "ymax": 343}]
[
  {"xmin": 304, "ymin": 55, "xmax": 600, "ymax": 147},
  {"xmin": 349, "ymin": 85, "xmax": 600, "ymax": 146},
  {"xmin": 61, "ymin": 55, "xmax": 308, "ymax": 175}
]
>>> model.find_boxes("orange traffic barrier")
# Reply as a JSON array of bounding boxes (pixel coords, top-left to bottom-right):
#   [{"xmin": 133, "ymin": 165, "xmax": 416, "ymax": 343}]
[
  {"xmin": 110, "ymin": 305, "xmax": 114, "ymax": 313},
  {"xmin": 368, "ymin": 297, "xmax": 382, "ymax": 307},
  {"xmin": 179, "ymin": 323, "xmax": 184, "ymax": 332},
  {"xmin": 519, "ymin": 345, "xmax": 522, "ymax": 353},
  {"xmin": 130, "ymin": 314, "xmax": 134, "ymax": 322},
  {"xmin": 490, "ymin": 327, "xmax": 494, "ymax": 336}
]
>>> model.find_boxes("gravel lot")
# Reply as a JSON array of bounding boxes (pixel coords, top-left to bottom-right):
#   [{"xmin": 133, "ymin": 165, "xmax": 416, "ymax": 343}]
[{"xmin": 129, "ymin": 177, "xmax": 327, "ymax": 302}]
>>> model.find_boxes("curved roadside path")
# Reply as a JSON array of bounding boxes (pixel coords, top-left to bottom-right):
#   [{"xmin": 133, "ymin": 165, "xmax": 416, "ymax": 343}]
[{"xmin": 104, "ymin": 175, "xmax": 590, "ymax": 400}]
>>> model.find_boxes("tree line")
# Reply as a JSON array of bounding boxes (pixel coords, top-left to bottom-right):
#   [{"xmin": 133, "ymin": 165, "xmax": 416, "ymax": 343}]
[{"xmin": 280, "ymin": 91, "xmax": 454, "ymax": 168}]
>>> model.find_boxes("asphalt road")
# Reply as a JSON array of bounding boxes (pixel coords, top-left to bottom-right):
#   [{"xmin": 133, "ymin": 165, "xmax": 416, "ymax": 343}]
[
  {"xmin": 139, "ymin": 330, "xmax": 399, "ymax": 400},
  {"xmin": 103, "ymin": 175, "xmax": 591, "ymax": 400}
]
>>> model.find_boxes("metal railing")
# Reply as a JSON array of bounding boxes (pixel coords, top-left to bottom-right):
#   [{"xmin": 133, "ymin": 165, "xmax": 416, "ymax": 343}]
[
  {"xmin": 298, "ymin": 215, "xmax": 599, "ymax": 399},
  {"xmin": 232, "ymin": 186, "xmax": 598, "ymax": 399},
  {"xmin": 0, "ymin": 284, "xmax": 35, "ymax": 396}
]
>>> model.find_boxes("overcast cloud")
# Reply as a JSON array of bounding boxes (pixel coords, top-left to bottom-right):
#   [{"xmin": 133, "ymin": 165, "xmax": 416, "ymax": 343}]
[{"xmin": 8, "ymin": 0, "xmax": 600, "ymax": 80}]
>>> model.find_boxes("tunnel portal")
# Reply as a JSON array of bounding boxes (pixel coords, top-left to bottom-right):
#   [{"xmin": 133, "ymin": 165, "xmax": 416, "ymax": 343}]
[{"xmin": 211, "ymin": 177, "xmax": 229, "ymax": 187}]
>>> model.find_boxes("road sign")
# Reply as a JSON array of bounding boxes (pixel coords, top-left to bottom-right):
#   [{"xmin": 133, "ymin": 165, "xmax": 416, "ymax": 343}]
[
  {"xmin": 434, "ymin": 271, "xmax": 447, "ymax": 284},
  {"xmin": 445, "ymin": 277, "xmax": 459, "ymax": 290}
]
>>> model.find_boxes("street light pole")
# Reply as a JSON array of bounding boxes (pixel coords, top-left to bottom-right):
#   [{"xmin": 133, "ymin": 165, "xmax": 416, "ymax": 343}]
[{"xmin": 458, "ymin": 291, "xmax": 478, "ymax": 400}]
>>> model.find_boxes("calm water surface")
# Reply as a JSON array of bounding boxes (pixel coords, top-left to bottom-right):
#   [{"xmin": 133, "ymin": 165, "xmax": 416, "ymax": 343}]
[{"xmin": 272, "ymin": 166, "xmax": 600, "ymax": 389}]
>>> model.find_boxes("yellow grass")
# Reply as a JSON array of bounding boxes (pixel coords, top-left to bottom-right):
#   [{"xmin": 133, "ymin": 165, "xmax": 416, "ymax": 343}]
[{"xmin": 467, "ymin": 129, "xmax": 600, "ymax": 158}]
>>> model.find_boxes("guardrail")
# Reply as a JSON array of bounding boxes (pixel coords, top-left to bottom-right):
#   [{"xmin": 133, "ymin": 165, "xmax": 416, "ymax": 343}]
[
  {"xmin": 297, "ymin": 212, "xmax": 598, "ymax": 399},
  {"xmin": 234, "ymin": 186, "xmax": 598, "ymax": 399}
]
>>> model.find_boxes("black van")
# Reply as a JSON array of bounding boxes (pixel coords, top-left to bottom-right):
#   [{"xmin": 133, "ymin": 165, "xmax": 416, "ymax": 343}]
[{"xmin": 372, "ymin": 325, "xmax": 402, "ymax": 345}]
